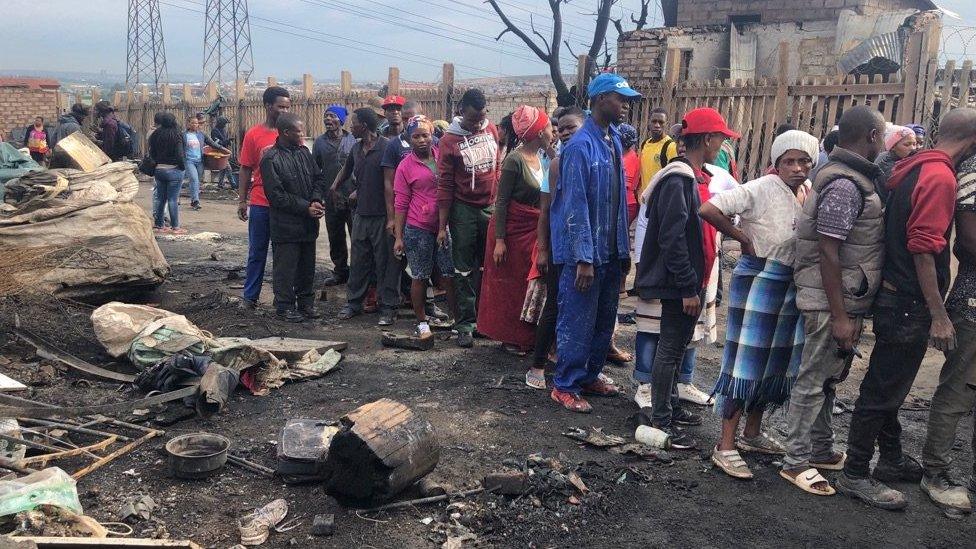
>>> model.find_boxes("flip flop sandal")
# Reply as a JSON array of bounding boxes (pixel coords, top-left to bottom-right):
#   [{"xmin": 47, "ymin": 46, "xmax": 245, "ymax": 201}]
[
  {"xmin": 428, "ymin": 316, "xmax": 455, "ymax": 330},
  {"xmin": 736, "ymin": 431, "xmax": 786, "ymax": 455},
  {"xmin": 381, "ymin": 332, "xmax": 434, "ymax": 351},
  {"xmin": 810, "ymin": 451, "xmax": 846, "ymax": 471},
  {"xmin": 779, "ymin": 467, "xmax": 836, "ymax": 496},
  {"xmin": 711, "ymin": 447, "xmax": 753, "ymax": 479},
  {"xmin": 525, "ymin": 370, "xmax": 547, "ymax": 390}
]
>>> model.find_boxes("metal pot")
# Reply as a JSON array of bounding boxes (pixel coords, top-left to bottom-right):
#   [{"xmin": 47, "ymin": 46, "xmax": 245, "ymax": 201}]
[{"xmin": 165, "ymin": 432, "xmax": 230, "ymax": 479}]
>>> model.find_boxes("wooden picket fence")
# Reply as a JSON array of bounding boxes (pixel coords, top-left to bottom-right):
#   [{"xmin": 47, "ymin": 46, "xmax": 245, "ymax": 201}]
[{"xmin": 629, "ymin": 25, "xmax": 974, "ymax": 181}]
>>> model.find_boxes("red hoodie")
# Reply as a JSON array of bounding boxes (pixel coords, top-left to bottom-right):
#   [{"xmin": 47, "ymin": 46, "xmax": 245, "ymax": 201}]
[{"xmin": 887, "ymin": 149, "xmax": 957, "ymax": 255}]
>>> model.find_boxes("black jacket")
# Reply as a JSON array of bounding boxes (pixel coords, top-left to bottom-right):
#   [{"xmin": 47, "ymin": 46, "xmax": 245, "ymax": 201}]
[
  {"xmin": 260, "ymin": 140, "xmax": 327, "ymax": 243},
  {"xmin": 635, "ymin": 160, "xmax": 705, "ymax": 300},
  {"xmin": 147, "ymin": 128, "xmax": 186, "ymax": 170}
]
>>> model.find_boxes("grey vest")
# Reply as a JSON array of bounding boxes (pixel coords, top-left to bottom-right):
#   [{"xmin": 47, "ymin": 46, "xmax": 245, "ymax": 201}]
[{"xmin": 793, "ymin": 147, "xmax": 885, "ymax": 314}]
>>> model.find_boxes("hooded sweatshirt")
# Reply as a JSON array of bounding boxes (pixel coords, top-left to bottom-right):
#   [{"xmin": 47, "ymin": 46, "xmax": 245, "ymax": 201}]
[
  {"xmin": 635, "ymin": 159, "xmax": 711, "ymax": 300},
  {"xmin": 881, "ymin": 149, "xmax": 957, "ymax": 298},
  {"xmin": 436, "ymin": 117, "xmax": 499, "ymax": 210}
]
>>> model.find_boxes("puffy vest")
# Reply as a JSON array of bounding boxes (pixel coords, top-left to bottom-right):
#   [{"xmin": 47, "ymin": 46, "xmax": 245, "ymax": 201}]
[{"xmin": 793, "ymin": 147, "xmax": 885, "ymax": 314}]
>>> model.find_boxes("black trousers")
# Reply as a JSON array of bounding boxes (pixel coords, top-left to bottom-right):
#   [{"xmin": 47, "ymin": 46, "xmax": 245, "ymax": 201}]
[
  {"xmin": 844, "ymin": 291, "xmax": 932, "ymax": 478},
  {"xmin": 271, "ymin": 240, "xmax": 316, "ymax": 312},
  {"xmin": 650, "ymin": 297, "xmax": 699, "ymax": 426},
  {"xmin": 532, "ymin": 260, "xmax": 563, "ymax": 368},
  {"xmin": 324, "ymin": 204, "xmax": 353, "ymax": 280}
]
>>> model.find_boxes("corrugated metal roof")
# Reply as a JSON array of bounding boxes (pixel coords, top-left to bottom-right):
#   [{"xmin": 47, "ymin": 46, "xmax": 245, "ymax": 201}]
[{"xmin": 838, "ymin": 30, "xmax": 906, "ymax": 74}]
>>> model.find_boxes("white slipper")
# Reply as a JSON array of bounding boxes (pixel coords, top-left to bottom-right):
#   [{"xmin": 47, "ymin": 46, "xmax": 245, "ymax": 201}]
[{"xmin": 779, "ymin": 468, "xmax": 836, "ymax": 496}]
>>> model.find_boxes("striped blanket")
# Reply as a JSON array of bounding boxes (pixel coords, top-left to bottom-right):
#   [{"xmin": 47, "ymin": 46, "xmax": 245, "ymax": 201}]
[{"xmin": 712, "ymin": 255, "xmax": 804, "ymax": 415}]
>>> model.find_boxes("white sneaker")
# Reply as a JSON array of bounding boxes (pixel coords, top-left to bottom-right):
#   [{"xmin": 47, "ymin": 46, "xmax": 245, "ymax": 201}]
[
  {"xmin": 677, "ymin": 383, "xmax": 713, "ymax": 405},
  {"xmin": 634, "ymin": 383, "xmax": 653, "ymax": 408}
]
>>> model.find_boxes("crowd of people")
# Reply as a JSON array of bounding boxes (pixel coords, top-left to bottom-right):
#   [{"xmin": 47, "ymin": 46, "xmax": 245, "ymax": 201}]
[{"xmin": 136, "ymin": 74, "xmax": 975, "ymax": 518}]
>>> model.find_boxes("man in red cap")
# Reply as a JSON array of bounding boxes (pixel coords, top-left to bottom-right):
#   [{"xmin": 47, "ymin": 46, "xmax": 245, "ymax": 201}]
[
  {"xmin": 635, "ymin": 107, "xmax": 738, "ymax": 448},
  {"xmin": 382, "ymin": 95, "xmax": 406, "ymax": 139}
]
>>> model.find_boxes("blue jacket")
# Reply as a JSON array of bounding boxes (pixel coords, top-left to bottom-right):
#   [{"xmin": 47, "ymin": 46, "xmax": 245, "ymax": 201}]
[{"xmin": 550, "ymin": 117, "xmax": 630, "ymax": 266}]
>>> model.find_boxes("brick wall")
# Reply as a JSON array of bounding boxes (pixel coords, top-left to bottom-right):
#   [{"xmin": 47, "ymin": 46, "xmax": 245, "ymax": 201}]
[
  {"xmin": 0, "ymin": 87, "xmax": 60, "ymax": 143},
  {"xmin": 675, "ymin": 0, "xmax": 924, "ymax": 26},
  {"xmin": 617, "ymin": 26, "xmax": 727, "ymax": 90}
]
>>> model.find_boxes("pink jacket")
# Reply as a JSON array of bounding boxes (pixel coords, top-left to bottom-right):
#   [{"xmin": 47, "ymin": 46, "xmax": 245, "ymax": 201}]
[{"xmin": 394, "ymin": 148, "xmax": 440, "ymax": 233}]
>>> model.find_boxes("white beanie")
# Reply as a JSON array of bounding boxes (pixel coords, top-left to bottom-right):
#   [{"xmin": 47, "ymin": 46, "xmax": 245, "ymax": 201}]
[{"xmin": 770, "ymin": 130, "xmax": 821, "ymax": 168}]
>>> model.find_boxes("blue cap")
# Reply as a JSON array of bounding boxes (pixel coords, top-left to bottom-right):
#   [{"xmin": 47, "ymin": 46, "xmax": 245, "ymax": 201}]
[{"xmin": 587, "ymin": 73, "xmax": 642, "ymax": 99}]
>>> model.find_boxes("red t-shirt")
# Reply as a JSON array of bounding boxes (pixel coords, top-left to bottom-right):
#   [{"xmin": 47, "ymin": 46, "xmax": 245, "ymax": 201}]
[
  {"xmin": 238, "ymin": 123, "xmax": 279, "ymax": 207},
  {"xmin": 622, "ymin": 149, "xmax": 640, "ymax": 207}
]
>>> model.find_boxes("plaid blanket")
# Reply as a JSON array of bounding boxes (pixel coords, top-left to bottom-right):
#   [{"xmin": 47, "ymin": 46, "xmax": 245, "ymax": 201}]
[{"xmin": 712, "ymin": 255, "xmax": 804, "ymax": 415}]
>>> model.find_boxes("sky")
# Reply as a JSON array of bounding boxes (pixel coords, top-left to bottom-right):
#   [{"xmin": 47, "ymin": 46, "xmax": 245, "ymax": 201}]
[{"xmin": 1, "ymin": 0, "xmax": 974, "ymax": 83}]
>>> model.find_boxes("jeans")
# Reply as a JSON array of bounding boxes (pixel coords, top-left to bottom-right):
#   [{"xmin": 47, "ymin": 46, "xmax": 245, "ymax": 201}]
[
  {"xmin": 845, "ymin": 291, "xmax": 932, "ymax": 478},
  {"xmin": 922, "ymin": 312, "xmax": 976, "ymax": 476},
  {"xmin": 634, "ymin": 331, "xmax": 697, "ymax": 384},
  {"xmin": 215, "ymin": 167, "xmax": 237, "ymax": 189},
  {"xmin": 242, "ymin": 205, "xmax": 270, "ymax": 304},
  {"xmin": 185, "ymin": 158, "xmax": 204, "ymax": 204},
  {"xmin": 783, "ymin": 310, "xmax": 863, "ymax": 470},
  {"xmin": 153, "ymin": 168, "xmax": 183, "ymax": 229},
  {"xmin": 346, "ymin": 214, "xmax": 399, "ymax": 312},
  {"xmin": 324, "ymin": 203, "xmax": 353, "ymax": 280},
  {"xmin": 532, "ymin": 258, "xmax": 562, "ymax": 368},
  {"xmin": 272, "ymin": 240, "xmax": 316, "ymax": 312},
  {"xmin": 649, "ymin": 298, "xmax": 699, "ymax": 426},
  {"xmin": 449, "ymin": 202, "xmax": 491, "ymax": 334},
  {"xmin": 553, "ymin": 260, "xmax": 621, "ymax": 393}
]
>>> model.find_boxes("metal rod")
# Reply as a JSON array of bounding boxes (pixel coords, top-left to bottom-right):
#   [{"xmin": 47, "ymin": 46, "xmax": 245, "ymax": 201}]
[
  {"xmin": 19, "ymin": 418, "xmax": 133, "ymax": 443},
  {"xmin": 0, "ymin": 432, "xmax": 81, "ymax": 456},
  {"xmin": 227, "ymin": 454, "xmax": 275, "ymax": 477}
]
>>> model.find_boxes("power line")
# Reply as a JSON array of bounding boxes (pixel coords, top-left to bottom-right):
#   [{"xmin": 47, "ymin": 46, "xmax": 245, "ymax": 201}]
[
  {"xmin": 161, "ymin": 0, "xmax": 508, "ymax": 78},
  {"xmin": 450, "ymin": 0, "xmax": 595, "ymax": 47},
  {"xmin": 298, "ymin": 0, "xmax": 550, "ymax": 67},
  {"xmin": 399, "ymin": 0, "xmax": 578, "ymax": 70}
]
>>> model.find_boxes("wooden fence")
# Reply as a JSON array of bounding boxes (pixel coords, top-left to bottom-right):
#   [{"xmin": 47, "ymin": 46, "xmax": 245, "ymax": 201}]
[
  {"xmin": 629, "ymin": 25, "xmax": 973, "ymax": 181},
  {"xmin": 111, "ymin": 63, "xmax": 556, "ymax": 156}
]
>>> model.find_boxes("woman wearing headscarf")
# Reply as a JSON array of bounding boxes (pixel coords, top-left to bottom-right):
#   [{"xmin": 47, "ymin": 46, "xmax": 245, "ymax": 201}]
[
  {"xmin": 393, "ymin": 116, "xmax": 459, "ymax": 340},
  {"xmin": 699, "ymin": 130, "xmax": 820, "ymax": 479},
  {"xmin": 477, "ymin": 105, "xmax": 554, "ymax": 355},
  {"xmin": 874, "ymin": 124, "xmax": 919, "ymax": 202}
]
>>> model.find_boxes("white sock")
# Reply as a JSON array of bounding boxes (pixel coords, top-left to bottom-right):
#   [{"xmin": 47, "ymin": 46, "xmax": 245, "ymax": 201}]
[{"xmin": 417, "ymin": 322, "xmax": 431, "ymax": 334}]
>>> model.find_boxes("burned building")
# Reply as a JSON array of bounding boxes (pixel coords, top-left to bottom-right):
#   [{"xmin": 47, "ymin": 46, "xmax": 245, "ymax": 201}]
[{"xmin": 617, "ymin": 0, "xmax": 945, "ymax": 88}]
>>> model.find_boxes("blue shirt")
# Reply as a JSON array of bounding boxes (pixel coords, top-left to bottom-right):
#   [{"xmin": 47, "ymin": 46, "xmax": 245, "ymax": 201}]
[
  {"xmin": 549, "ymin": 117, "xmax": 630, "ymax": 266},
  {"xmin": 185, "ymin": 131, "xmax": 203, "ymax": 162}
]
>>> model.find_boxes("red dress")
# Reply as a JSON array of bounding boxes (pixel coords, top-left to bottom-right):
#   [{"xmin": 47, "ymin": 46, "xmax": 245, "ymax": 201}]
[{"xmin": 477, "ymin": 200, "xmax": 540, "ymax": 351}]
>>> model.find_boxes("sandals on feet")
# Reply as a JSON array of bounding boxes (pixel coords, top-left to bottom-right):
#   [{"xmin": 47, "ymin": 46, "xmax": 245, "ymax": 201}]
[
  {"xmin": 780, "ymin": 467, "xmax": 836, "ymax": 496},
  {"xmin": 712, "ymin": 447, "xmax": 753, "ymax": 479},
  {"xmin": 736, "ymin": 431, "xmax": 786, "ymax": 455},
  {"xmin": 525, "ymin": 369, "xmax": 547, "ymax": 390},
  {"xmin": 810, "ymin": 451, "xmax": 847, "ymax": 471}
]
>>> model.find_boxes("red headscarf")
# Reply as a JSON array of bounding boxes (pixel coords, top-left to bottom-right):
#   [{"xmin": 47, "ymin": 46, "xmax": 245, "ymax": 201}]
[{"xmin": 512, "ymin": 105, "xmax": 549, "ymax": 142}]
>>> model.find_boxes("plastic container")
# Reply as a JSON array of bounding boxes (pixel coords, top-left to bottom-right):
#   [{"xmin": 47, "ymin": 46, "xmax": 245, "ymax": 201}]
[
  {"xmin": 635, "ymin": 425, "xmax": 671, "ymax": 449},
  {"xmin": 0, "ymin": 467, "xmax": 83, "ymax": 517}
]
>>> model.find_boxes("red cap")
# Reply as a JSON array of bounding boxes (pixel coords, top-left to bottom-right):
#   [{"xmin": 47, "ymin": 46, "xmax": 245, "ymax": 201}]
[
  {"xmin": 382, "ymin": 95, "xmax": 406, "ymax": 108},
  {"xmin": 681, "ymin": 108, "xmax": 740, "ymax": 139}
]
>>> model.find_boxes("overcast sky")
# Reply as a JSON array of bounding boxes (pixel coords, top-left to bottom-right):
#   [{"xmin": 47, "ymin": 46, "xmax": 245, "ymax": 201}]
[{"xmin": 2, "ymin": 0, "xmax": 974, "ymax": 83}]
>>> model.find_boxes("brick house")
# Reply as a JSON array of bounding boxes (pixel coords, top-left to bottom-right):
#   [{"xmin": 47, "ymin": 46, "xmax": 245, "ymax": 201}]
[
  {"xmin": 0, "ymin": 77, "xmax": 61, "ymax": 143},
  {"xmin": 617, "ymin": 0, "xmax": 942, "ymax": 89}
]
